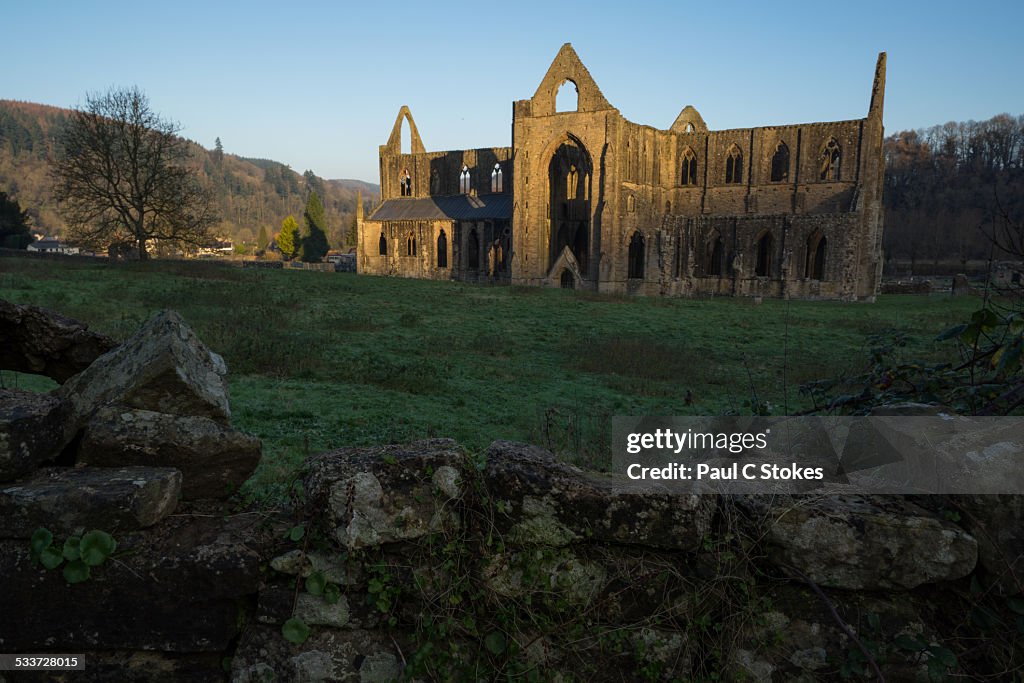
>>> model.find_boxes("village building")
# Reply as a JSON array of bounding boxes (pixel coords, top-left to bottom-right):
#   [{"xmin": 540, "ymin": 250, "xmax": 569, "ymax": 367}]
[{"xmin": 357, "ymin": 44, "xmax": 887, "ymax": 300}]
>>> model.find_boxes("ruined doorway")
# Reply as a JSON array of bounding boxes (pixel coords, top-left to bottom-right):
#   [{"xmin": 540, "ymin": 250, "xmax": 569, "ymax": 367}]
[
  {"xmin": 549, "ymin": 137, "xmax": 591, "ymax": 275},
  {"xmin": 560, "ymin": 269, "xmax": 575, "ymax": 289}
]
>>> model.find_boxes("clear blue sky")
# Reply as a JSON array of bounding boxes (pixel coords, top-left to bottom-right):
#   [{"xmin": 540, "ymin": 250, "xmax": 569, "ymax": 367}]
[{"xmin": 4, "ymin": 0, "xmax": 1022, "ymax": 183}]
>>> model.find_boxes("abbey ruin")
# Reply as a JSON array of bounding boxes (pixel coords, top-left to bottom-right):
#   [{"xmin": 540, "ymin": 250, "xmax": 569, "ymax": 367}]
[{"xmin": 357, "ymin": 44, "xmax": 887, "ymax": 300}]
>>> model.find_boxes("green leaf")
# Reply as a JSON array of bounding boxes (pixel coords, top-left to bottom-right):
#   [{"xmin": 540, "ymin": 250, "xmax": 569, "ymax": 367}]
[
  {"xmin": 282, "ymin": 617, "xmax": 310, "ymax": 644},
  {"xmin": 367, "ymin": 577, "xmax": 384, "ymax": 594},
  {"xmin": 484, "ymin": 630, "xmax": 506, "ymax": 655},
  {"xmin": 79, "ymin": 530, "xmax": 116, "ymax": 566},
  {"xmin": 30, "ymin": 527, "xmax": 53, "ymax": 555},
  {"xmin": 323, "ymin": 582, "xmax": 341, "ymax": 605},
  {"xmin": 63, "ymin": 559, "xmax": 91, "ymax": 584},
  {"xmin": 305, "ymin": 571, "xmax": 326, "ymax": 596},
  {"xmin": 62, "ymin": 537, "xmax": 81, "ymax": 561},
  {"xmin": 40, "ymin": 545, "xmax": 64, "ymax": 570},
  {"xmin": 381, "ymin": 454, "xmax": 397, "ymax": 465},
  {"xmin": 287, "ymin": 525, "xmax": 305, "ymax": 542}
]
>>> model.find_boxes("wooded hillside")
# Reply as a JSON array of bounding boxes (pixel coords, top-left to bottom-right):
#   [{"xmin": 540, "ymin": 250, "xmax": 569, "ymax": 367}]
[{"xmin": 0, "ymin": 100, "xmax": 379, "ymax": 250}]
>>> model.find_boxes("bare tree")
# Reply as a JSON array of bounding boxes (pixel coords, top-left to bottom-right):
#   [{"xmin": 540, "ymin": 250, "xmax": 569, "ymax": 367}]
[{"xmin": 52, "ymin": 86, "xmax": 218, "ymax": 259}]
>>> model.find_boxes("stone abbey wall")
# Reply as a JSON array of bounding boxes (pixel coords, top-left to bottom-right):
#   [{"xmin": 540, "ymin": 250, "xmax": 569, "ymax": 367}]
[{"xmin": 359, "ymin": 44, "xmax": 886, "ymax": 300}]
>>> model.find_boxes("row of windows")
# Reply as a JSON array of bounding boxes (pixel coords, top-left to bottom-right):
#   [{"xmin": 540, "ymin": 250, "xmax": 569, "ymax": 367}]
[
  {"xmin": 398, "ymin": 164, "xmax": 504, "ymax": 196},
  {"xmin": 676, "ymin": 138, "xmax": 843, "ymax": 187},
  {"xmin": 379, "ymin": 230, "xmax": 450, "ymax": 267},
  {"xmin": 627, "ymin": 230, "xmax": 828, "ymax": 280}
]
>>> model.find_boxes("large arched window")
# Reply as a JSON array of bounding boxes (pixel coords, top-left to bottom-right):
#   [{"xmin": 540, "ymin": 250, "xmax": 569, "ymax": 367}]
[
  {"xmin": 628, "ymin": 231, "xmax": 645, "ymax": 279},
  {"xmin": 725, "ymin": 145, "xmax": 743, "ymax": 184},
  {"xmin": 755, "ymin": 232, "xmax": 773, "ymax": 277},
  {"xmin": 378, "ymin": 232, "xmax": 387, "ymax": 255},
  {"xmin": 805, "ymin": 232, "xmax": 826, "ymax": 280},
  {"xmin": 820, "ymin": 138, "xmax": 841, "ymax": 181},
  {"xmin": 555, "ymin": 79, "xmax": 578, "ymax": 112},
  {"xmin": 437, "ymin": 230, "xmax": 448, "ymax": 268},
  {"xmin": 399, "ymin": 169, "xmax": 411, "ymax": 197},
  {"xmin": 491, "ymin": 164, "xmax": 503, "ymax": 193},
  {"xmin": 681, "ymin": 147, "xmax": 698, "ymax": 186},
  {"xmin": 770, "ymin": 142, "xmax": 790, "ymax": 182},
  {"xmin": 406, "ymin": 232, "xmax": 416, "ymax": 257},
  {"xmin": 459, "ymin": 165, "xmax": 471, "ymax": 194}
]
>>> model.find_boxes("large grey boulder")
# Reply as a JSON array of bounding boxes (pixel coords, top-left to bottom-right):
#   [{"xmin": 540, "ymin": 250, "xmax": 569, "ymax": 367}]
[
  {"xmin": 78, "ymin": 407, "xmax": 261, "ymax": 500},
  {"xmin": 0, "ymin": 298, "xmax": 117, "ymax": 383},
  {"xmin": 59, "ymin": 309, "xmax": 230, "ymax": 426},
  {"xmin": 304, "ymin": 438, "xmax": 467, "ymax": 549},
  {"xmin": 0, "ymin": 388, "xmax": 71, "ymax": 482},
  {"xmin": 747, "ymin": 494, "xmax": 978, "ymax": 590},
  {"xmin": 0, "ymin": 466, "xmax": 181, "ymax": 538}
]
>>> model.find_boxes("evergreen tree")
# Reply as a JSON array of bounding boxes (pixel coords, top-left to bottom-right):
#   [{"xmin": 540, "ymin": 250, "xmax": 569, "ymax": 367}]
[
  {"xmin": 346, "ymin": 214, "xmax": 358, "ymax": 248},
  {"xmin": 0, "ymin": 192, "xmax": 32, "ymax": 248},
  {"xmin": 303, "ymin": 170, "xmax": 324, "ymax": 199},
  {"xmin": 213, "ymin": 137, "xmax": 224, "ymax": 166},
  {"xmin": 301, "ymin": 191, "xmax": 329, "ymax": 262},
  {"xmin": 257, "ymin": 224, "xmax": 269, "ymax": 253},
  {"xmin": 278, "ymin": 215, "xmax": 300, "ymax": 260}
]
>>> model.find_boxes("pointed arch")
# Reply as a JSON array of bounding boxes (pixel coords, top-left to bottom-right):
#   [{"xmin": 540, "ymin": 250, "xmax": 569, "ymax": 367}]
[
  {"xmin": 400, "ymin": 169, "xmax": 411, "ymax": 197},
  {"xmin": 805, "ymin": 231, "xmax": 827, "ymax": 280},
  {"xmin": 459, "ymin": 165, "xmax": 471, "ymax": 194},
  {"xmin": 820, "ymin": 138, "xmax": 841, "ymax": 181},
  {"xmin": 437, "ymin": 230, "xmax": 448, "ymax": 268},
  {"xmin": 680, "ymin": 146, "xmax": 698, "ymax": 186},
  {"xmin": 628, "ymin": 230, "xmax": 645, "ymax": 279},
  {"xmin": 755, "ymin": 231, "xmax": 773, "ymax": 277},
  {"xmin": 555, "ymin": 79, "xmax": 579, "ymax": 112},
  {"xmin": 546, "ymin": 134, "xmax": 593, "ymax": 273},
  {"xmin": 378, "ymin": 232, "xmax": 387, "ymax": 256},
  {"xmin": 406, "ymin": 232, "xmax": 416, "ymax": 256},
  {"xmin": 385, "ymin": 106, "xmax": 426, "ymax": 155},
  {"xmin": 725, "ymin": 144, "xmax": 743, "ymax": 184},
  {"xmin": 770, "ymin": 141, "xmax": 790, "ymax": 182}
]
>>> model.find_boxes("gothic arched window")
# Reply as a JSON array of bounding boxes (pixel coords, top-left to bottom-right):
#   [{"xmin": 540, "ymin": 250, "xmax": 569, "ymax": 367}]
[
  {"xmin": 681, "ymin": 147, "xmax": 698, "ymax": 186},
  {"xmin": 725, "ymin": 145, "xmax": 743, "ymax": 184},
  {"xmin": 770, "ymin": 142, "xmax": 790, "ymax": 182}
]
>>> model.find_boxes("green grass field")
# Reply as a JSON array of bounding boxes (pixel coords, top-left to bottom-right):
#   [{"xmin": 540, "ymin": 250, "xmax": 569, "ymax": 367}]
[{"xmin": 0, "ymin": 256, "xmax": 979, "ymax": 503}]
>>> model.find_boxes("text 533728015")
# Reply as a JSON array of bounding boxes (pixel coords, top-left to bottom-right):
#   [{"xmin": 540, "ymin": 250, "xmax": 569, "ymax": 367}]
[{"xmin": 0, "ymin": 654, "xmax": 85, "ymax": 670}]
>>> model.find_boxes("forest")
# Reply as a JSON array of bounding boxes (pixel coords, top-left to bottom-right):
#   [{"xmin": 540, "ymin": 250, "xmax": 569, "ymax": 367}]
[
  {"xmin": 0, "ymin": 100, "xmax": 378, "ymax": 252},
  {"xmin": 883, "ymin": 113, "xmax": 1024, "ymax": 271}
]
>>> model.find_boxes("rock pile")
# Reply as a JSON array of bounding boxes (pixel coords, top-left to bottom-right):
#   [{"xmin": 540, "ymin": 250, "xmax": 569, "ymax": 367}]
[{"xmin": 0, "ymin": 302, "xmax": 261, "ymax": 528}]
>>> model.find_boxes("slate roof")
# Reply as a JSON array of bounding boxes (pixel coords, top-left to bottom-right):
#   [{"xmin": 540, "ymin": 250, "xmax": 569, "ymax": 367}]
[{"xmin": 367, "ymin": 193, "xmax": 512, "ymax": 222}]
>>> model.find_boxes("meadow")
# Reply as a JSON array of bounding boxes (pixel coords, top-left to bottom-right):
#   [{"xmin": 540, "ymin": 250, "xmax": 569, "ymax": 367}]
[{"xmin": 0, "ymin": 256, "xmax": 979, "ymax": 504}]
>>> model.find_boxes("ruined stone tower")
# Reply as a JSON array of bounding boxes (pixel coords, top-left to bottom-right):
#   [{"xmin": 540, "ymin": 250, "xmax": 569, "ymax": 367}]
[{"xmin": 358, "ymin": 45, "xmax": 886, "ymax": 300}]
